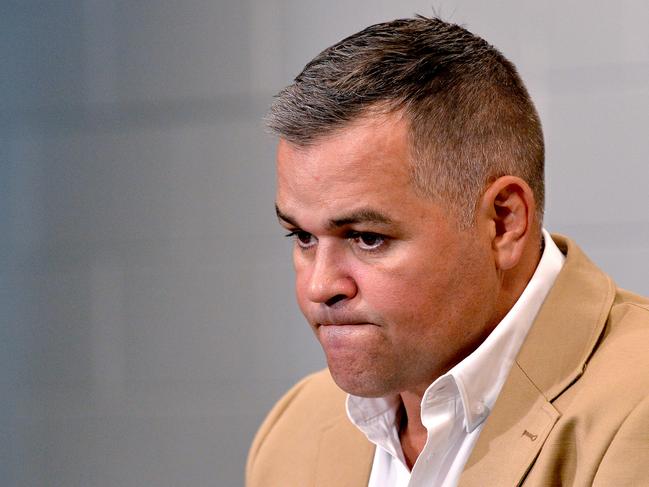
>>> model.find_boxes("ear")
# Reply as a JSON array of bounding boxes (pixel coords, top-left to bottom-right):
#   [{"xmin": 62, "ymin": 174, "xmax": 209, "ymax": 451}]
[{"xmin": 477, "ymin": 176, "xmax": 537, "ymax": 271}]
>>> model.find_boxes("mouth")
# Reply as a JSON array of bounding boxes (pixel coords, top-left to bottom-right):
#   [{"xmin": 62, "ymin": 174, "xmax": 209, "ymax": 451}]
[
  {"xmin": 317, "ymin": 322, "xmax": 378, "ymax": 336},
  {"xmin": 317, "ymin": 322, "xmax": 376, "ymax": 327},
  {"xmin": 316, "ymin": 322, "xmax": 380, "ymax": 350}
]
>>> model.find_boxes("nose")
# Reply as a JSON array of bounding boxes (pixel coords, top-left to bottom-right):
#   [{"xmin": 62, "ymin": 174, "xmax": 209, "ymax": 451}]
[{"xmin": 305, "ymin": 244, "xmax": 357, "ymax": 306}]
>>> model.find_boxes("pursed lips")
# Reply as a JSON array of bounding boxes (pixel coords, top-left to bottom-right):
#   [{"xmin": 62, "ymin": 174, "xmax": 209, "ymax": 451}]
[
  {"xmin": 314, "ymin": 309, "xmax": 372, "ymax": 325},
  {"xmin": 317, "ymin": 321, "xmax": 377, "ymax": 327}
]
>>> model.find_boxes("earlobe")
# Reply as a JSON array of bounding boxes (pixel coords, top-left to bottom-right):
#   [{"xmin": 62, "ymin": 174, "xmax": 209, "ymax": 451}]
[{"xmin": 480, "ymin": 176, "xmax": 536, "ymax": 271}]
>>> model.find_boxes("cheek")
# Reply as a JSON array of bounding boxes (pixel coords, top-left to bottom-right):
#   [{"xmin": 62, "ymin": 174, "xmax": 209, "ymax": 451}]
[
  {"xmin": 292, "ymin": 259, "xmax": 316, "ymax": 318},
  {"xmin": 293, "ymin": 269, "xmax": 309, "ymax": 306},
  {"xmin": 357, "ymin": 259, "xmax": 468, "ymax": 332},
  {"xmin": 358, "ymin": 268, "xmax": 437, "ymax": 318}
]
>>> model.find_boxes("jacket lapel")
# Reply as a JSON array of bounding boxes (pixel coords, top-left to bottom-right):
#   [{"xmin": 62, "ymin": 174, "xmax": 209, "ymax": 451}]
[
  {"xmin": 459, "ymin": 363, "xmax": 560, "ymax": 486},
  {"xmin": 460, "ymin": 235, "xmax": 616, "ymax": 486}
]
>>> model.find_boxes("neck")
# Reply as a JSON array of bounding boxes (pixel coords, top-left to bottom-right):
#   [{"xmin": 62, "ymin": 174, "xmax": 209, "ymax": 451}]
[
  {"xmin": 398, "ymin": 390, "xmax": 427, "ymax": 469},
  {"xmin": 496, "ymin": 232, "xmax": 543, "ymax": 322}
]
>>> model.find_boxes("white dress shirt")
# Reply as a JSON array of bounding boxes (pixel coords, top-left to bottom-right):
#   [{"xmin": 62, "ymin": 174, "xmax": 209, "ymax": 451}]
[{"xmin": 346, "ymin": 230, "xmax": 565, "ymax": 487}]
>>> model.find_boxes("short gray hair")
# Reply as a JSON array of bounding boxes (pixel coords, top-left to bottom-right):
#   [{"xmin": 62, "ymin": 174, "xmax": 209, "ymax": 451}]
[{"xmin": 267, "ymin": 16, "xmax": 544, "ymax": 226}]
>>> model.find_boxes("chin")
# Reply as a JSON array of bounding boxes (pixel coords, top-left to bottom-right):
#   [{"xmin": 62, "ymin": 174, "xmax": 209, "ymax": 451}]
[{"xmin": 326, "ymin": 357, "xmax": 397, "ymax": 398}]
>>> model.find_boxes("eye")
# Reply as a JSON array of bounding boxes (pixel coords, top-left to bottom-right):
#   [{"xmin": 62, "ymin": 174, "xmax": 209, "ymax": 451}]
[
  {"xmin": 350, "ymin": 232, "xmax": 386, "ymax": 251},
  {"xmin": 285, "ymin": 230, "xmax": 317, "ymax": 249}
]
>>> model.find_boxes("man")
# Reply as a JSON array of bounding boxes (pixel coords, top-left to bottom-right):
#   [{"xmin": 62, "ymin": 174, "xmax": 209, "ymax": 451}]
[{"xmin": 247, "ymin": 16, "xmax": 649, "ymax": 487}]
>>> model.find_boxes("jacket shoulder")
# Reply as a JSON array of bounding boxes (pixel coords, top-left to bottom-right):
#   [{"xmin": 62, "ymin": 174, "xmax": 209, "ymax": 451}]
[
  {"xmin": 249, "ymin": 369, "xmax": 346, "ymax": 452},
  {"xmin": 246, "ymin": 369, "xmax": 369, "ymax": 487},
  {"xmin": 612, "ymin": 287, "xmax": 649, "ymax": 316},
  {"xmin": 598, "ymin": 286, "xmax": 649, "ymax": 384}
]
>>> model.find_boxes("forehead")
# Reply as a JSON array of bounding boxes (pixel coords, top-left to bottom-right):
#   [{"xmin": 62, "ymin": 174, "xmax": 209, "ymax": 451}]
[
  {"xmin": 276, "ymin": 113, "xmax": 413, "ymax": 205},
  {"xmin": 274, "ymin": 112, "xmax": 450, "ymax": 233}
]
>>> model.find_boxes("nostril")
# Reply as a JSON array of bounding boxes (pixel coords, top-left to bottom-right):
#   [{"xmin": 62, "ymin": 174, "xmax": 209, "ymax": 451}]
[{"xmin": 325, "ymin": 294, "xmax": 348, "ymax": 307}]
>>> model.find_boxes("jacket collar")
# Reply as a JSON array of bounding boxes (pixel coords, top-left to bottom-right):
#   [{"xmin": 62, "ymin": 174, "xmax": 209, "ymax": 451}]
[{"xmin": 459, "ymin": 234, "xmax": 616, "ymax": 486}]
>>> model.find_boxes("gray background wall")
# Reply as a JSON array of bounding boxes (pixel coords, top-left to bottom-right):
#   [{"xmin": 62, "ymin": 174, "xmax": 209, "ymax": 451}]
[{"xmin": 2, "ymin": 1, "xmax": 648, "ymax": 486}]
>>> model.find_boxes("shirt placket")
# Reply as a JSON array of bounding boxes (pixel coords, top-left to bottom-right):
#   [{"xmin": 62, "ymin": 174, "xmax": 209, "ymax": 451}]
[{"xmin": 408, "ymin": 379, "xmax": 462, "ymax": 486}]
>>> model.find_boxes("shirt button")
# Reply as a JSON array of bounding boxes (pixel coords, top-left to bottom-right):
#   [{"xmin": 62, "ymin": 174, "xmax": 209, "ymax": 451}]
[{"xmin": 473, "ymin": 402, "xmax": 486, "ymax": 416}]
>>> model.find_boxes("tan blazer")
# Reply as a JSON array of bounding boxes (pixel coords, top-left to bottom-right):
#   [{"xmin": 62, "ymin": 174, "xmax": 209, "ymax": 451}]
[{"xmin": 247, "ymin": 236, "xmax": 649, "ymax": 486}]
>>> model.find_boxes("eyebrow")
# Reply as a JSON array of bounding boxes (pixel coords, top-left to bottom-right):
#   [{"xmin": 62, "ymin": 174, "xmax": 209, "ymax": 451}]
[
  {"xmin": 275, "ymin": 205, "xmax": 394, "ymax": 229},
  {"xmin": 275, "ymin": 205, "xmax": 299, "ymax": 227}
]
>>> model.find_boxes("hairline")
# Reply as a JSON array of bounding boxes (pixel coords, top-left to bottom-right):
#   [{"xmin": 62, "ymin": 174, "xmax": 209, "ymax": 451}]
[{"xmin": 274, "ymin": 105, "xmax": 481, "ymax": 227}]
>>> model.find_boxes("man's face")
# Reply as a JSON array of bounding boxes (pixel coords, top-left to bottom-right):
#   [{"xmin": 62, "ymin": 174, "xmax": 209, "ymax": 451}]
[{"xmin": 275, "ymin": 113, "xmax": 500, "ymax": 398}]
